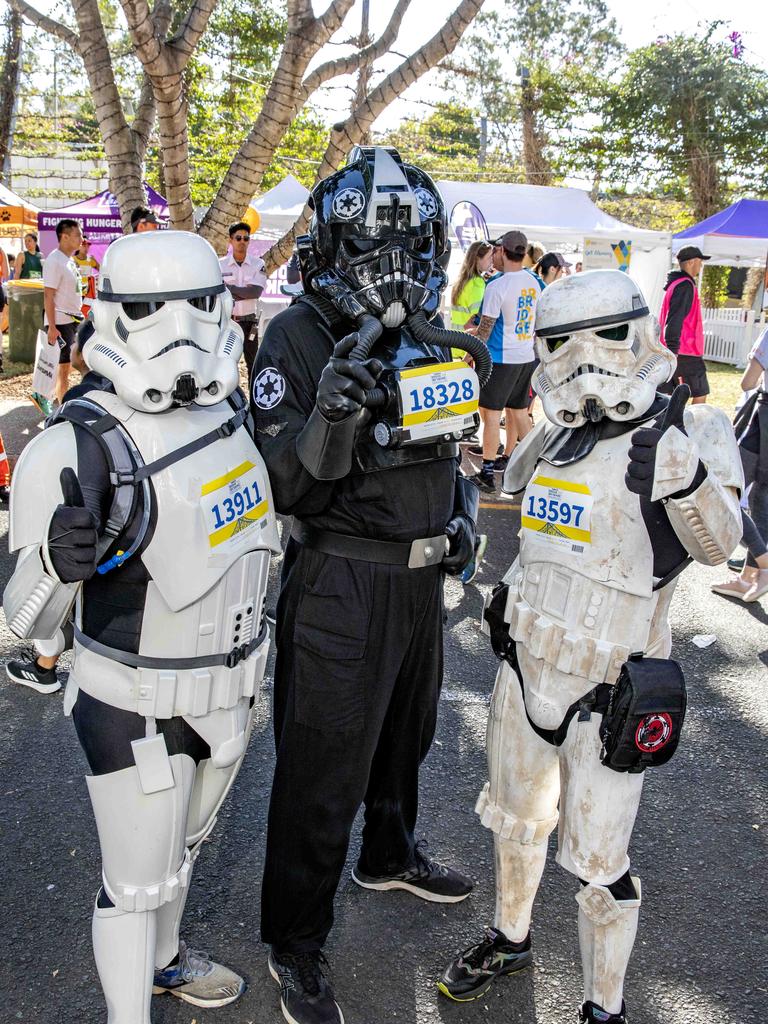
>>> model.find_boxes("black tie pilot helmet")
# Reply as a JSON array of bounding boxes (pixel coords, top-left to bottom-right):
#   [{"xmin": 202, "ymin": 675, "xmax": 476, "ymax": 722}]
[{"xmin": 297, "ymin": 146, "xmax": 450, "ymax": 328}]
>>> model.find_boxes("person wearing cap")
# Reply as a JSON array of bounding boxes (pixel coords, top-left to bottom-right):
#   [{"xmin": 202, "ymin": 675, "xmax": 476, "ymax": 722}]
[
  {"xmin": 658, "ymin": 245, "xmax": 711, "ymax": 404},
  {"xmin": 129, "ymin": 206, "xmax": 159, "ymax": 232},
  {"xmin": 219, "ymin": 221, "xmax": 267, "ymax": 378},
  {"xmin": 532, "ymin": 251, "xmax": 569, "ymax": 287},
  {"xmin": 469, "ymin": 229, "xmax": 543, "ymax": 491}
]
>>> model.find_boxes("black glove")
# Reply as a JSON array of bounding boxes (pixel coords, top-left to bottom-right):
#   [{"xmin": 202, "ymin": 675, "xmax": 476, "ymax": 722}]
[
  {"xmin": 46, "ymin": 468, "xmax": 98, "ymax": 583},
  {"xmin": 625, "ymin": 384, "xmax": 705, "ymax": 499},
  {"xmin": 316, "ymin": 334, "xmax": 383, "ymax": 422},
  {"xmin": 442, "ymin": 514, "xmax": 476, "ymax": 575}
]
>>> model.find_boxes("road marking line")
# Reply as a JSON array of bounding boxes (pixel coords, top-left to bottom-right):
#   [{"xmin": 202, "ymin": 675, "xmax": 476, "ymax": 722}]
[{"xmin": 479, "ymin": 502, "xmax": 521, "ymax": 510}]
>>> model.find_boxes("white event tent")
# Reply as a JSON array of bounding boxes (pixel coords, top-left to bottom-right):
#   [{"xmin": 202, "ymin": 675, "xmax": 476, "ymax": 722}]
[
  {"xmin": 435, "ymin": 180, "xmax": 672, "ymax": 313},
  {"xmin": 245, "ymin": 175, "xmax": 672, "ymax": 314}
]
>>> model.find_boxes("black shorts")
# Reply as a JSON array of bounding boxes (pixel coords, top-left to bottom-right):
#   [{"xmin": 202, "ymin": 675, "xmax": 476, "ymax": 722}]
[
  {"xmin": 479, "ymin": 360, "xmax": 535, "ymax": 411},
  {"xmin": 662, "ymin": 354, "xmax": 710, "ymax": 398},
  {"xmin": 55, "ymin": 321, "xmax": 77, "ymax": 365}
]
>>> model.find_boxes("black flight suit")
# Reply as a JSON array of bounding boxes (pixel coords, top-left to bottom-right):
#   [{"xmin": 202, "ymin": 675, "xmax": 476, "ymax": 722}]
[{"xmin": 252, "ymin": 300, "xmax": 459, "ymax": 955}]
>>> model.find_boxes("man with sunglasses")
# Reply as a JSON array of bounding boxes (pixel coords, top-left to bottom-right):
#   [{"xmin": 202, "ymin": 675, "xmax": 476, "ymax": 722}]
[{"xmin": 220, "ymin": 221, "xmax": 267, "ymax": 377}]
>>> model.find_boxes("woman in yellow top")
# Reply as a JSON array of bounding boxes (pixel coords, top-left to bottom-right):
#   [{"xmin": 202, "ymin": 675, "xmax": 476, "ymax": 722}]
[{"xmin": 449, "ymin": 240, "xmax": 493, "ymax": 338}]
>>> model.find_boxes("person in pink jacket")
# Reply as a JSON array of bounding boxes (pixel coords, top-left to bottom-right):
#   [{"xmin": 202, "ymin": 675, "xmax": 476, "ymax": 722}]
[{"xmin": 658, "ymin": 245, "xmax": 710, "ymax": 404}]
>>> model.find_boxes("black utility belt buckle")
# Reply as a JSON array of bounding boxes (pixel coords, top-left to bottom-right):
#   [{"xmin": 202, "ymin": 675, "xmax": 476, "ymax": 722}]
[{"xmin": 599, "ymin": 654, "xmax": 687, "ymax": 774}]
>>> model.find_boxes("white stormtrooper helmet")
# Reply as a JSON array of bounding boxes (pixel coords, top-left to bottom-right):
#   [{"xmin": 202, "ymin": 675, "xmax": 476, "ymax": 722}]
[
  {"xmin": 84, "ymin": 231, "xmax": 243, "ymax": 412},
  {"xmin": 532, "ymin": 269, "xmax": 675, "ymax": 428}
]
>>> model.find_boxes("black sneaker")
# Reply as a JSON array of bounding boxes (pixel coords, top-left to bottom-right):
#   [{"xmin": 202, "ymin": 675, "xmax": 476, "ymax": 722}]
[
  {"xmin": 470, "ymin": 471, "xmax": 495, "ymax": 493},
  {"xmin": 437, "ymin": 927, "xmax": 532, "ymax": 1002},
  {"xmin": 493, "ymin": 455, "xmax": 509, "ymax": 473},
  {"xmin": 468, "ymin": 443, "xmax": 503, "ymax": 457},
  {"xmin": 268, "ymin": 950, "xmax": 344, "ymax": 1024},
  {"xmin": 579, "ymin": 1000, "xmax": 627, "ymax": 1023},
  {"xmin": 352, "ymin": 843, "xmax": 472, "ymax": 904},
  {"xmin": 6, "ymin": 657, "xmax": 61, "ymax": 694},
  {"xmin": 727, "ymin": 556, "xmax": 745, "ymax": 572}
]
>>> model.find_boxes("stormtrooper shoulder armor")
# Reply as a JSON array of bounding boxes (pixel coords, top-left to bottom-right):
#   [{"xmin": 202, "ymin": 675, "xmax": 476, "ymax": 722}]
[
  {"xmin": 3, "ymin": 422, "xmax": 82, "ymax": 639},
  {"xmin": 664, "ymin": 404, "xmax": 743, "ymax": 566}
]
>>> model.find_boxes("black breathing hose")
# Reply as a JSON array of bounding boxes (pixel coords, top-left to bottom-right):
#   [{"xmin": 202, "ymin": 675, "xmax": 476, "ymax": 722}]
[
  {"xmin": 406, "ymin": 310, "xmax": 493, "ymax": 387},
  {"xmin": 348, "ymin": 309, "xmax": 493, "ymax": 408}
]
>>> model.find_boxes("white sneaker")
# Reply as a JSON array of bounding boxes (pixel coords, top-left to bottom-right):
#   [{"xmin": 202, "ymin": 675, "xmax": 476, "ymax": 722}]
[
  {"xmin": 152, "ymin": 941, "xmax": 245, "ymax": 1008},
  {"xmin": 744, "ymin": 568, "xmax": 768, "ymax": 603}
]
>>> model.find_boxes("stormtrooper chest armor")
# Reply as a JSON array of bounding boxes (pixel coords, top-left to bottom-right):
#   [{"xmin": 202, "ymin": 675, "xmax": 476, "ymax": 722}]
[{"xmin": 509, "ymin": 429, "xmax": 674, "ymax": 715}]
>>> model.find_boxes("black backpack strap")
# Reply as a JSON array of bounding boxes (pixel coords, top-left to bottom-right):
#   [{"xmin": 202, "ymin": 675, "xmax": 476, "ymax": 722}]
[{"xmin": 505, "ymin": 640, "xmax": 612, "ymax": 747}]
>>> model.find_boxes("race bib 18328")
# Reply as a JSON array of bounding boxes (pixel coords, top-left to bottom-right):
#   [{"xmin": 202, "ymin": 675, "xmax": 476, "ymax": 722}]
[
  {"xmin": 521, "ymin": 475, "xmax": 592, "ymax": 553},
  {"xmin": 397, "ymin": 361, "xmax": 479, "ymax": 441},
  {"xmin": 200, "ymin": 460, "xmax": 269, "ymax": 551}
]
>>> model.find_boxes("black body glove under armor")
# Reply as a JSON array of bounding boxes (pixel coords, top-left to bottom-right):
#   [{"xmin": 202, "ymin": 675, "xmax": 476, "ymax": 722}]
[{"xmin": 46, "ymin": 468, "xmax": 98, "ymax": 583}]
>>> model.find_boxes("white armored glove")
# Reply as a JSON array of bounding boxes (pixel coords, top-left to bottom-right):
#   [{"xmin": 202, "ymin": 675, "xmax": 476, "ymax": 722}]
[{"xmin": 625, "ymin": 385, "xmax": 706, "ymax": 502}]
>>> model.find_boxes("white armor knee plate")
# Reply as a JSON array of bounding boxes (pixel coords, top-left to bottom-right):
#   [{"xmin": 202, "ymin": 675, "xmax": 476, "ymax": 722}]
[{"xmin": 86, "ymin": 753, "xmax": 195, "ymax": 913}]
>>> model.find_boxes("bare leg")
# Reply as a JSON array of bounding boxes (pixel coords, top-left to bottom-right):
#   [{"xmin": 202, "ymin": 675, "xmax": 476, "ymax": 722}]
[
  {"xmin": 55, "ymin": 363, "xmax": 70, "ymax": 404},
  {"xmin": 482, "ymin": 409, "xmax": 502, "ymax": 462}
]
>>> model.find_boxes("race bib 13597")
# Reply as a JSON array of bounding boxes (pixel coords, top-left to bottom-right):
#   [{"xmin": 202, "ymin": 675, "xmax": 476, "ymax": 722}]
[{"xmin": 521, "ymin": 475, "xmax": 592, "ymax": 553}]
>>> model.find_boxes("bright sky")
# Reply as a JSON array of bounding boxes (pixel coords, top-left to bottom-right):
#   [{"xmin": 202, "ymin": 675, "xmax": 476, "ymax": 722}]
[{"xmin": 309, "ymin": 0, "xmax": 768, "ymax": 131}]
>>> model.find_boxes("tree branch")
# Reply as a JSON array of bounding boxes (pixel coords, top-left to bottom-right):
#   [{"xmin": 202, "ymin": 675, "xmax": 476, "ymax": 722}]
[
  {"xmin": 7, "ymin": 0, "xmax": 79, "ymax": 49},
  {"xmin": 262, "ymin": 0, "xmax": 487, "ymax": 272},
  {"xmin": 311, "ymin": 0, "xmax": 356, "ymax": 42},
  {"xmin": 131, "ymin": 73, "xmax": 156, "ymax": 160},
  {"xmin": 167, "ymin": 0, "xmax": 217, "ymax": 66},
  {"xmin": 301, "ymin": 0, "xmax": 412, "ymax": 97}
]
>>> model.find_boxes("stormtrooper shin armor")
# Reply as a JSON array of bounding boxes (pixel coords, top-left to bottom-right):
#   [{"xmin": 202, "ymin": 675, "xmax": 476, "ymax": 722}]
[
  {"xmin": 480, "ymin": 270, "xmax": 743, "ymax": 1016},
  {"xmin": 4, "ymin": 232, "xmax": 279, "ymax": 1023}
]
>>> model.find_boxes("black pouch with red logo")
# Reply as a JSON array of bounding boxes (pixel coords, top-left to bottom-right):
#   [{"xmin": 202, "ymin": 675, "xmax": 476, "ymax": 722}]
[{"xmin": 599, "ymin": 654, "xmax": 687, "ymax": 773}]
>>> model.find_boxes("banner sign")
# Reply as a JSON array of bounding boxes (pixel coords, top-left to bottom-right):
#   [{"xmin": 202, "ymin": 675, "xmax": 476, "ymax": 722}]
[
  {"xmin": 450, "ymin": 201, "xmax": 489, "ymax": 252},
  {"xmin": 583, "ymin": 237, "xmax": 632, "ymax": 272}
]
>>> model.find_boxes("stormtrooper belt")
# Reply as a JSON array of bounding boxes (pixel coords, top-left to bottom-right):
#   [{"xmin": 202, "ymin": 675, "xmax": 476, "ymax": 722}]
[{"xmin": 291, "ymin": 521, "xmax": 445, "ymax": 568}]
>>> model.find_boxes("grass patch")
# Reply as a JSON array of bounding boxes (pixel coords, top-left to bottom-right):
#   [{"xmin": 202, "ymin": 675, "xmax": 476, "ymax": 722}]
[{"xmin": 705, "ymin": 360, "xmax": 743, "ymax": 416}]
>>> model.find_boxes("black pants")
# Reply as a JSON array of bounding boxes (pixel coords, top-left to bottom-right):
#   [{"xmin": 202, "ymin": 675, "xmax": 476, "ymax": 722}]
[
  {"xmin": 260, "ymin": 540, "xmax": 444, "ymax": 955},
  {"xmin": 237, "ymin": 317, "xmax": 260, "ymax": 378}
]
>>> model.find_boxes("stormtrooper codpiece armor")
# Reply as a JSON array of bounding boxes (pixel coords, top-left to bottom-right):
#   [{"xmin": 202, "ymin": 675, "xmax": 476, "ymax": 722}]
[
  {"xmin": 251, "ymin": 146, "xmax": 486, "ymax": 1024},
  {"xmin": 3, "ymin": 231, "xmax": 279, "ymax": 1023},
  {"xmin": 439, "ymin": 270, "xmax": 743, "ymax": 1022}
]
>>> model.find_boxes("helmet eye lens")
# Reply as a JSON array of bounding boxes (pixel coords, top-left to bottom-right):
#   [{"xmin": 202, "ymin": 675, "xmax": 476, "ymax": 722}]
[
  {"xmin": 188, "ymin": 294, "xmax": 217, "ymax": 313},
  {"xmin": 344, "ymin": 238, "xmax": 379, "ymax": 256},
  {"xmin": 595, "ymin": 324, "xmax": 629, "ymax": 341},
  {"xmin": 122, "ymin": 300, "xmax": 165, "ymax": 320},
  {"xmin": 410, "ymin": 235, "xmax": 434, "ymax": 257},
  {"xmin": 545, "ymin": 335, "xmax": 570, "ymax": 353}
]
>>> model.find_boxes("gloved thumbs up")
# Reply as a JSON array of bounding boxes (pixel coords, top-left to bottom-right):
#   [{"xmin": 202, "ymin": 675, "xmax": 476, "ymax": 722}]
[
  {"xmin": 46, "ymin": 468, "xmax": 98, "ymax": 582},
  {"xmin": 626, "ymin": 383, "xmax": 701, "ymax": 499},
  {"xmin": 60, "ymin": 467, "xmax": 85, "ymax": 507},
  {"xmin": 654, "ymin": 383, "xmax": 691, "ymax": 433}
]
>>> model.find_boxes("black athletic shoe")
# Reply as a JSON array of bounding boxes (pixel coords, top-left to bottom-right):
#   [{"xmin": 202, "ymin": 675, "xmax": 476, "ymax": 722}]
[
  {"xmin": 437, "ymin": 927, "xmax": 532, "ymax": 1002},
  {"xmin": 268, "ymin": 950, "xmax": 344, "ymax": 1024},
  {"xmin": 579, "ymin": 1000, "xmax": 627, "ymax": 1023},
  {"xmin": 493, "ymin": 455, "xmax": 509, "ymax": 473},
  {"xmin": 470, "ymin": 471, "xmax": 495, "ymax": 493},
  {"xmin": 468, "ymin": 443, "xmax": 503, "ymax": 457},
  {"xmin": 727, "ymin": 556, "xmax": 745, "ymax": 572},
  {"xmin": 6, "ymin": 657, "xmax": 61, "ymax": 694},
  {"xmin": 352, "ymin": 843, "xmax": 472, "ymax": 904}
]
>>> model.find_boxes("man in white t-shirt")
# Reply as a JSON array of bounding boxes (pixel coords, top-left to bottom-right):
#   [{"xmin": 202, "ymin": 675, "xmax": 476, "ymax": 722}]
[
  {"xmin": 469, "ymin": 230, "xmax": 542, "ymax": 491},
  {"xmin": 43, "ymin": 218, "xmax": 83, "ymax": 404}
]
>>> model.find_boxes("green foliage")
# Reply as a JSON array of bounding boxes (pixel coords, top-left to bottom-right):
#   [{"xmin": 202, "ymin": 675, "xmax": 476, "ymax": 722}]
[{"xmin": 607, "ymin": 27, "xmax": 768, "ymax": 215}]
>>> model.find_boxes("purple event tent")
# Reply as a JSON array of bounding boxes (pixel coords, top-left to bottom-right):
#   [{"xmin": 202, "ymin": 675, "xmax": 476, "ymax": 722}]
[
  {"xmin": 673, "ymin": 199, "xmax": 768, "ymax": 266},
  {"xmin": 37, "ymin": 184, "xmax": 169, "ymax": 263}
]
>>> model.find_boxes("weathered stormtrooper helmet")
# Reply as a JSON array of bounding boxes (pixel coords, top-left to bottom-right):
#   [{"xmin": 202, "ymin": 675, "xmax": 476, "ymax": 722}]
[
  {"xmin": 298, "ymin": 145, "xmax": 449, "ymax": 328},
  {"xmin": 533, "ymin": 269, "xmax": 676, "ymax": 428},
  {"xmin": 84, "ymin": 231, "xmax": 243, "ymax": 413}
]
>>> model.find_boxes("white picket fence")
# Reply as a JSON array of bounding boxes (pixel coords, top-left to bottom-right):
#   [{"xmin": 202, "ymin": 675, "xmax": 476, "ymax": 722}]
[{"xmin": 703, "ymin": 308, "xmax": 766, "ymax": 367}]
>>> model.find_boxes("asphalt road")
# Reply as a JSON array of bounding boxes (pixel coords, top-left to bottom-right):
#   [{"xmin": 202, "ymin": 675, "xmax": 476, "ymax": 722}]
[{"xmin": 0, "ymin": 400, "xmax": 766, "ymax": 1024}]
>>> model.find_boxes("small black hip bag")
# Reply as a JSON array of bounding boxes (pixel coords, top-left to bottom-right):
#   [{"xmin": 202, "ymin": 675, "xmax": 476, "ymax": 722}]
[{"xmin": 598, "ymin": 654, "xmax": 687, "ymax": 774}]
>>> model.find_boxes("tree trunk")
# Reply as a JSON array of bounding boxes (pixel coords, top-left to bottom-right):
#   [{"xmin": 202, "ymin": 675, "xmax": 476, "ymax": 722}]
[
  {"xmin": 0, "ymin": 8, "xmax": 22, "ymax": 184},
  {"xmin": 520, "ymin": 83, "xmax": 553, "ymax": 186},
  {"xmin": 154, "ymin": 73, "xmax": 194, "ymax": 228}
]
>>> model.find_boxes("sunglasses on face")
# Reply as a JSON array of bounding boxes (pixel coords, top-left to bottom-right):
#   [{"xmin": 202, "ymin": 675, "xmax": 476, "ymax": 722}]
[{"xmin": 233, "ymin": 234, "xmax": 250, "ymax": 242}]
